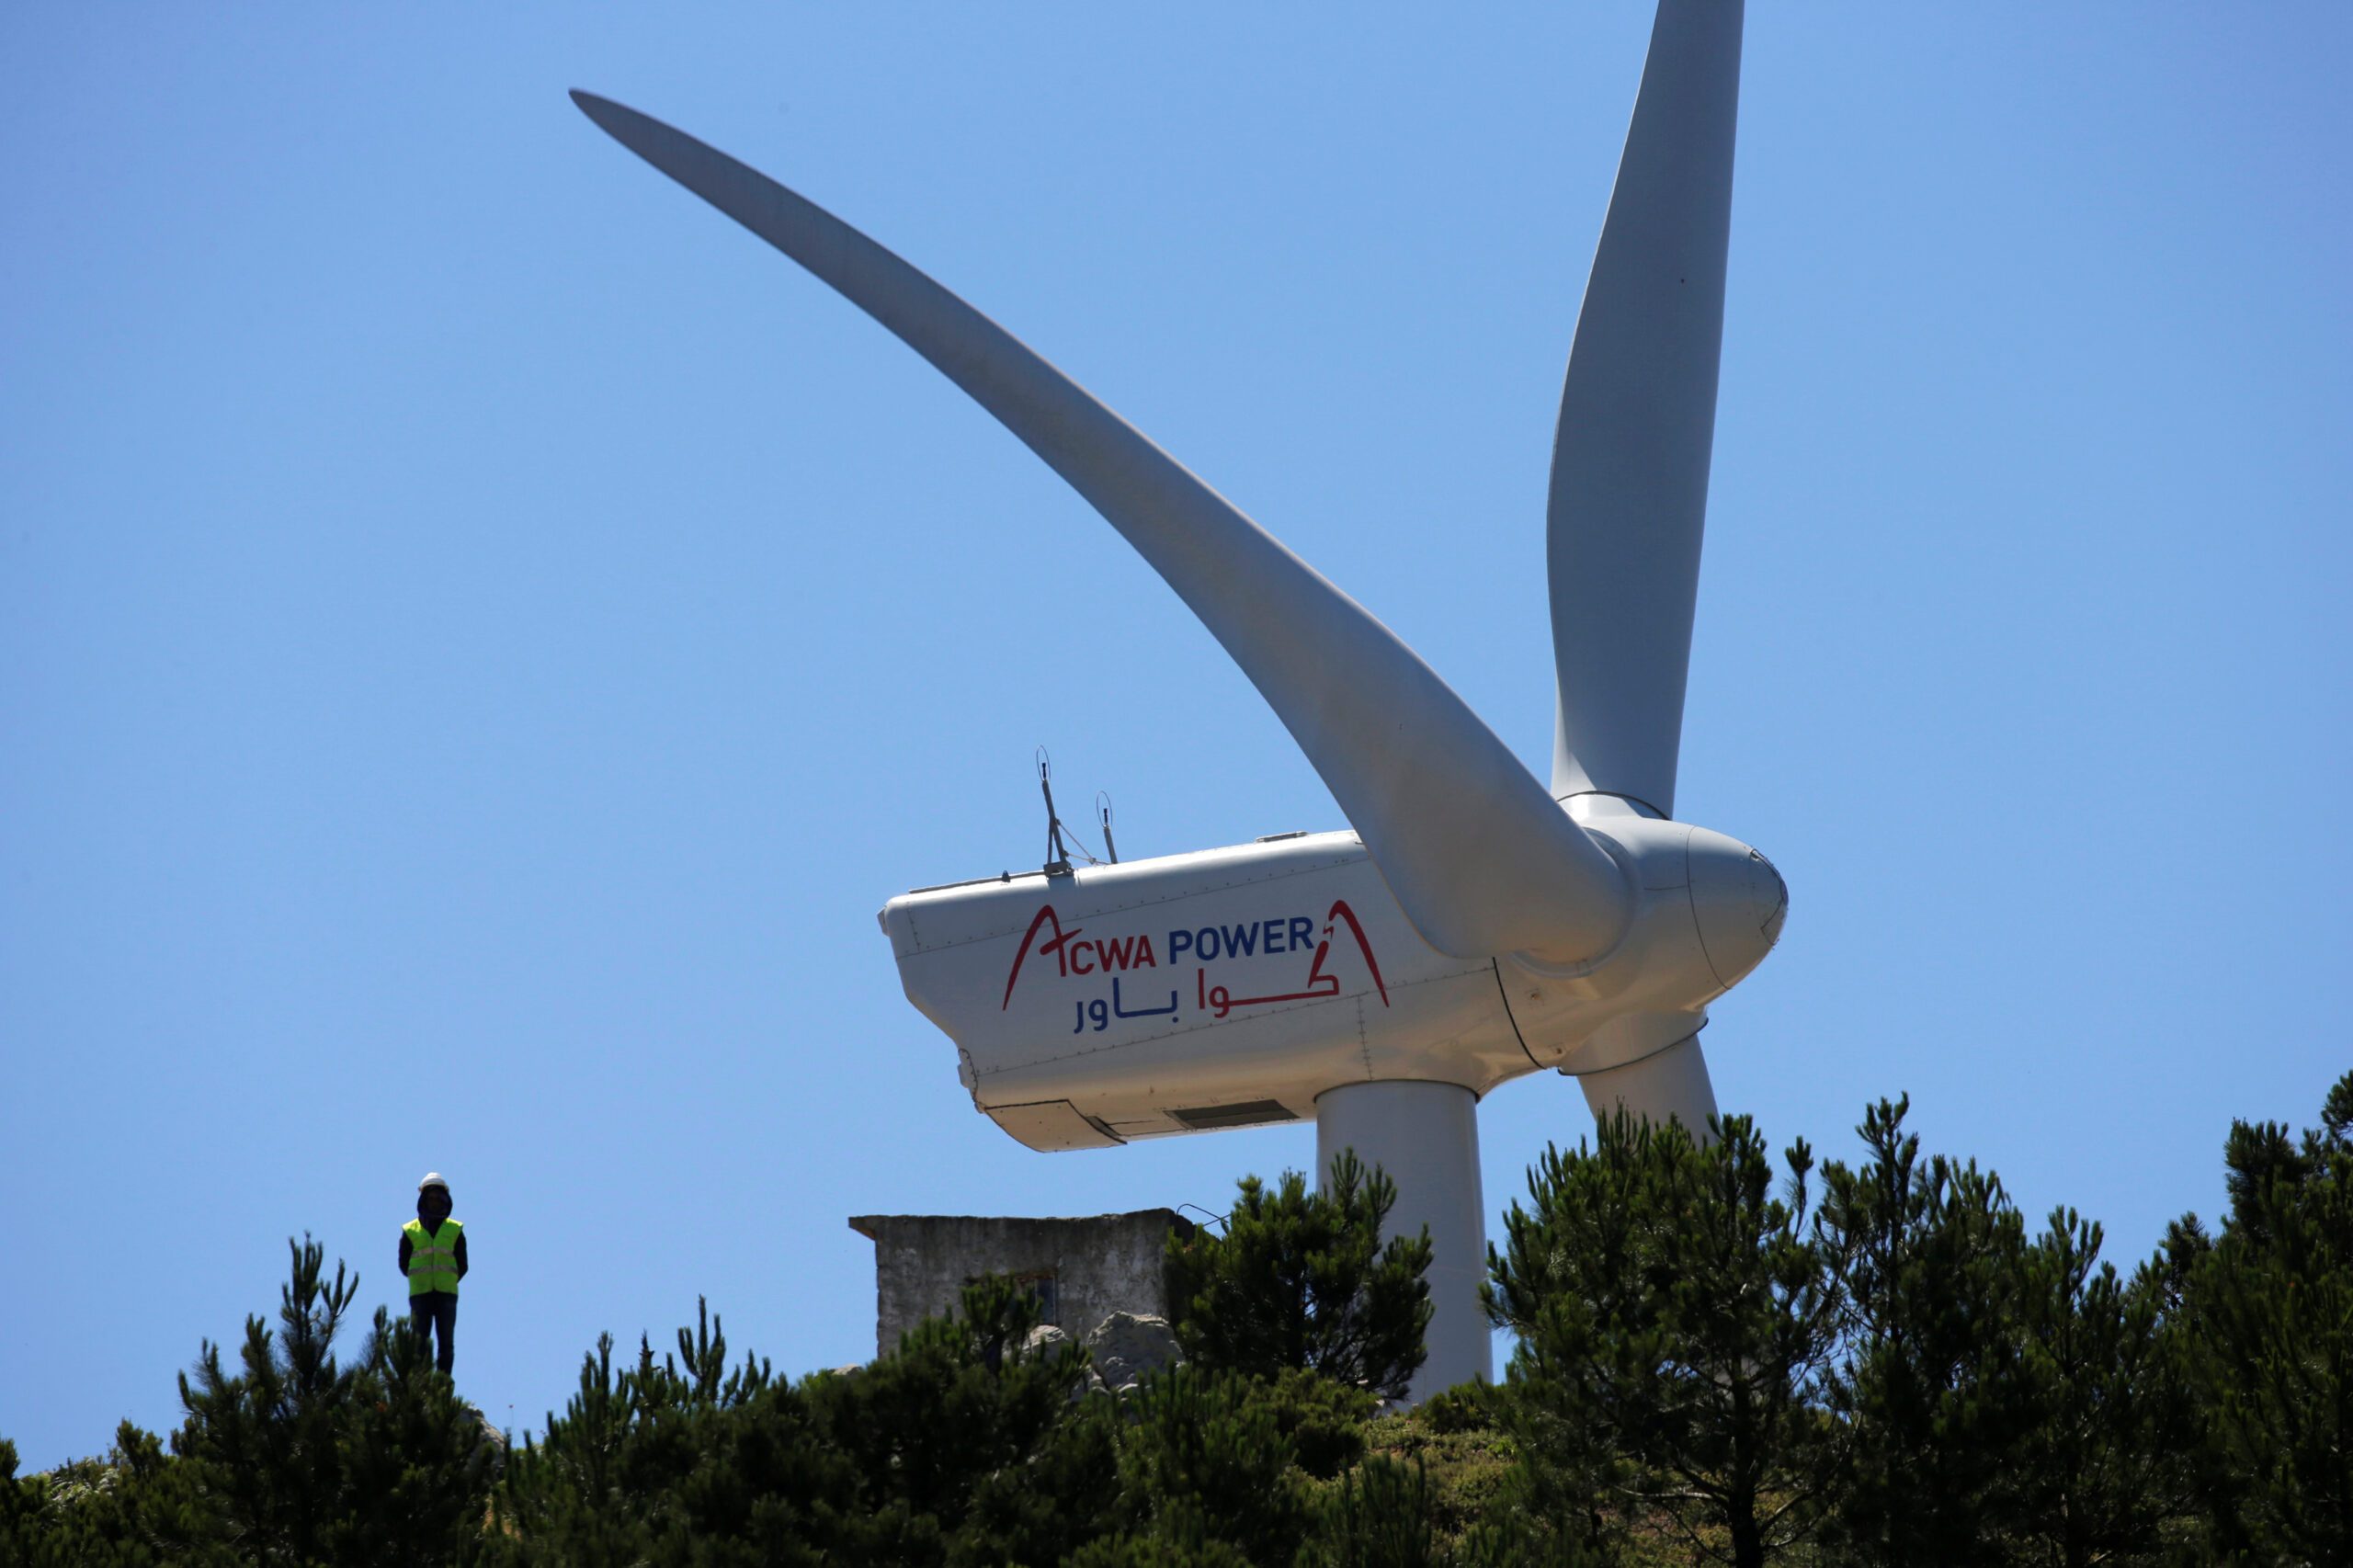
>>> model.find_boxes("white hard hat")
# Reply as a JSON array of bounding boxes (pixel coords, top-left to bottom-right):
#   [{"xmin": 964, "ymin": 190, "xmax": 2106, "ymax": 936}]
[{"xmin": 418, "ymin": 1172, "xmax": 450, "ymax": 1194}]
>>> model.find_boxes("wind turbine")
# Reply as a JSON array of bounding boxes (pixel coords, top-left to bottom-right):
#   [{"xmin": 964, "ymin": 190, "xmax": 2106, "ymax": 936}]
[{"xmin": 574, "ymin": 0, "xmax": 1778, "ymax": 1398}]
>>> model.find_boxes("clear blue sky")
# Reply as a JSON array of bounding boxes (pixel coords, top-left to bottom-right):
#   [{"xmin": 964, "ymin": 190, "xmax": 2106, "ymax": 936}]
[{"xmin": 5, "ymin": 4, "xmax": 2346, "ymax": 1468}]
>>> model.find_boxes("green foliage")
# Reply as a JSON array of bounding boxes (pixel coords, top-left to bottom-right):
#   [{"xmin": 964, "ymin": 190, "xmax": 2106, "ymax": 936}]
[
  {"xmin": 1812, "ymin": 1096, "xmax": 2036, "ymax": 1565},
  {"xmin": 166, "ymin": 1235, "xmax": 497, "ymax": 1567},
  {"xmin": 1109, "ymin": 1363, "xmax": 1309, "ymax": 1559},
  {"xmin": 1303, "ymin": 1454, "xmax": 1456, "ymax": 1567},
  {"xmin": 1063, "ymin": 1529, "xmax": 1253, "ymax": 1566},
  {"xmin": 1, "ymin": 1237, "xmax": 492, "ymax": 1567},
  {"xmin": 1244, "ymin": 1366, "xmax": 1380, "ymax": 1481},
  {"xmin": 220, "ymin": 1240, "xmax": 492, "ymax": 1562},
  {"xmin": 1340, "ymin": 1395, "xmax": 1603, "ymax": 1566},
  {"xmin": 497, "ymin": 1283, "xmax": 1394, "ymax": 1564},
  {"xmin": 2007, "ymin": 1208, "xmax": 2194, "ymax": 1568},
  {"xmin": 2173, "ymin": 1068, "xmax": 2353, "ymax": 1562},
  {"xmin": 0, "ymin": 1439, "xmax": 44, "ymax": 1564},
  {"xmin": 1489, "ymin": 1111, "xmax": 1843, "ymax": 1568},
  {"xmin": 9, "ymin": 1077, "xmax": 2353, "ymax": 1566},
  {"xmin": 1358, "ymin": 1403, "xmax": 1515, "ymax": 1546},
  {"xmin": 490, "ymin": 1275, "xmax": 1109, "ymax": 1566},
  {"xmin": 4, "ymin": 1420, "xmax": 240, "ymax": 1568},
  {"xmin": 1166, "ymin": 1151, "xmax": 1435, "ymax": 1399},
  {"xmin": 488, "ymin": 1298, "xmax": 839, "ymax": 1566}
]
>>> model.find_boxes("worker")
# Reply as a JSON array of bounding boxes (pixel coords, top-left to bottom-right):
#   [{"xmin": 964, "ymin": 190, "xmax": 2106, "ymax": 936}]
[{"xmin": 400, "ymin": 1172, "xmax": 468, "ymax": 1375}]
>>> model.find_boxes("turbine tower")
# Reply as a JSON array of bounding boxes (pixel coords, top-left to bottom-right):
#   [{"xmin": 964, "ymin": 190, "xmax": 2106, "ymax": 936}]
[{"xmin": 575, "ymin": 0, "xmax": 1777, "ymax": 1399}]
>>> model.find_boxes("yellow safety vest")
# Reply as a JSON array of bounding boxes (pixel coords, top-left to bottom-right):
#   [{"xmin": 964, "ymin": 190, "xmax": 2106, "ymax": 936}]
[{"xmin": 403, "ymin": 1217, "xmax": 463, "ymax": 1296}]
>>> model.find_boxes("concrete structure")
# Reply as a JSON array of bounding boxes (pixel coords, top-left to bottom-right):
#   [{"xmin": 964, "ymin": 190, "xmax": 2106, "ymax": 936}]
[{"xmin": 847, "ymin": 1210, "xmax": 1194, "ymax": 1359}]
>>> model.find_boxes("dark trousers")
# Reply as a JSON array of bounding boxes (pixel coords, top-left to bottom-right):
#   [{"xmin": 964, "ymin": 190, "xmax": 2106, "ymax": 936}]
[{"xmin": 409, "ymin": 1290, "xmax": 458, "ymax": 1375}]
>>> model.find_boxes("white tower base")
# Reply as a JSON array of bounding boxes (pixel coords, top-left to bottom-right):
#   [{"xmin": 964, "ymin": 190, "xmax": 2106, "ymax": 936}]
[{"xmin": 1315, "ymin": 1080, "xmax": 1491, "ymax": 1401}]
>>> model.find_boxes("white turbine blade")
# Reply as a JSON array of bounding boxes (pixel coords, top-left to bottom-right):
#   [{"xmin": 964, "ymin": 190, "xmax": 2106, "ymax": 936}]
[
  {"xmin": 1576, "ymin": 1033, "xmax": 1720, "ymax": 1142},
  {"xmin": 573, "ymin": 92, "xmax": 1626, "ymax": 963},
  {"xmin": 1547, "ymin": 0, "xmax": 1744, "ymax": 819}
]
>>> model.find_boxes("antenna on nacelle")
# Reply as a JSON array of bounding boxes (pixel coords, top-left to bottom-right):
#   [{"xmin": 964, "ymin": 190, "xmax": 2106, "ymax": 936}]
[
  {"xmin": 1097, "ymin": 790, "xmax": 1120, "ymax": 864},
  {"xmin": 1037, "ymin": 747, "xmax": 1073, "ymax": 878}
]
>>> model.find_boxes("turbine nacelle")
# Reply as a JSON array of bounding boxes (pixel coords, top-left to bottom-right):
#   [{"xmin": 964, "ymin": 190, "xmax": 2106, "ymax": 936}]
[{"xmin": 877, "ymin": 807, "xmax": 1784, "ymax": 1152}]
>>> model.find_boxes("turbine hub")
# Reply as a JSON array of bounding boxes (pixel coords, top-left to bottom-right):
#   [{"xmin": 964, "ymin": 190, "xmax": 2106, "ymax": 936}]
[{"xmin": 1686, "ymin": 828, "xmax": 1787, "ymax": 991}]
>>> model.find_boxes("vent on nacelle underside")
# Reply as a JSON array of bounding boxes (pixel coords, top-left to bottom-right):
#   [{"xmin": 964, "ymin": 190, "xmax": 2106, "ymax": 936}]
[{"xmin": 1169, "ymin": 1099, "xmax": 1299, "ymax": 1131}]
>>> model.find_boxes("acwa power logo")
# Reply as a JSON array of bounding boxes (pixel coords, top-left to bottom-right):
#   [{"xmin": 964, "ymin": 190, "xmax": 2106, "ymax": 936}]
[{"xmin": 1002, "ymin": 900, "xmax": 1389, "ymax": 1037}]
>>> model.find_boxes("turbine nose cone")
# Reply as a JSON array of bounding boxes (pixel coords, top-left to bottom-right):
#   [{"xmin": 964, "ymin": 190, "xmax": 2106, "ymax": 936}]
[
  {"xmin": 1686, "ymin": 828, "xmax": 1788, "ymax": 992},
  {"xmin": 1753, "ymin": 848, "xmax": 1788, "ymax": 949}
]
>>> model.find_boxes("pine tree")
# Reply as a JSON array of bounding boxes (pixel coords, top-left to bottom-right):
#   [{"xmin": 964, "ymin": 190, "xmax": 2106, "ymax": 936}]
[
  {"xmin": 1815, "ymin": 1097, "xmax": 2038, "ymax": 1566},
  {"xmin": 2008, "ymin": 1208, "xmax": 2195, "ymax": 1567},
  {"xmin": 3, "ymin": 1237, "xmax": 494, "ymax": 1566},
  {"xmin": 169, "ymin": 1234, "xmax": 495, "ymax": 1566},
  {"xmin": 1165, "ymin": 1152, "xmax": 1434, "ymax": 1399},
  {"xmin": 1302, "ymin": 1453, "xmax": 1461, "ymax": 1568},
  {"xmin": 7, "ymin": 1412, "xmax": 301, "ymax": 1562},
  {"xmin": 1103, "ymin": 1363, "xmax": 1308, "ymax": 1562},
  {"xmin": 1487, "ymin": 1109, "xmax": 1846, "ymax": 1567},
  {"xmin": 0, "ymin": 1439, "xmax": 52, "ymax": 1564},
  {"xmin": 492, "ymin": 1277, "xmax": 1108, "ymax": 1565},
  {"xmin": 1299, "ymin": 1450, "xmax": 1586, "ymax": 1568},
  {"xmin": 802, "ymin": 1273, "xmax": 1108, "ymax": 1559},
  {"xmin": 494, "ymin": 1299, "xmax": 853, "ymax": 1565},
  {"xmin": 2175, "ymin": 1070, "xmax": 2353, "ymax": 1562}
]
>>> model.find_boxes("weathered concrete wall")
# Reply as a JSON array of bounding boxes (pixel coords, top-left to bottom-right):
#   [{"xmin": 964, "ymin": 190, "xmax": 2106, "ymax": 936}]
[{"xmin": 847, "ymin": 1210, "xmax": 1192, "ymax": 1359}]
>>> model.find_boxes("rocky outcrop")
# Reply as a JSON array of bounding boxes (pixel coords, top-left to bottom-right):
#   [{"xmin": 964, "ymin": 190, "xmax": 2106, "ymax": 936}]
[
  {"xmin": 1019, "ymin": 1323, "xmax": 1073, "ymax": 1358},
  {"xmin": 1083, "ymin": 1312, "xmax": 1183, "ymax": 1392}
]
